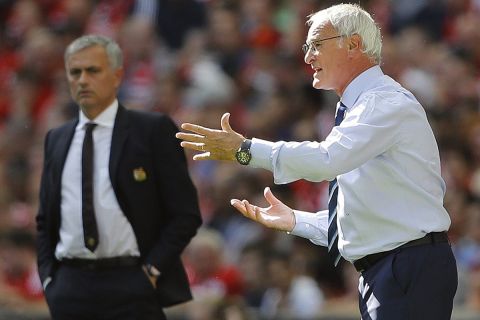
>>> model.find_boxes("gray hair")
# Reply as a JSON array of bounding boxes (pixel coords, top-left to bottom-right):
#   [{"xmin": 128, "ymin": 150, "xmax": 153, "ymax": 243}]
[
  {"xmin": 307, "ymin": 3, "xmax": 382, "ymax": 64},
  {"xmin": 64, "ymin": 34, "xmax": 123, "ymax": 69}
]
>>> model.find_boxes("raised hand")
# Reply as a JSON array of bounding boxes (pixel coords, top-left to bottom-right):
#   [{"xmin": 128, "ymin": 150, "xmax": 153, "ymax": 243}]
[
  {"xmin": 175, "ymin": 113, "xmax": 245, "ymax": 161},
  {"xmin": 230, "ymin": 187, "xmax": 296, "ymax": 232}
]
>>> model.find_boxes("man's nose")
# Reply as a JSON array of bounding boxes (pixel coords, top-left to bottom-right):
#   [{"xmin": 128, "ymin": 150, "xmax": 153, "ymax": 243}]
[
  {"xmin": 78, "ymin": 71, "xmax": 88, "ymax": 84},
  {"xmin": 304, "ymin": 50, "xmax": 314, "ymax": 64}
]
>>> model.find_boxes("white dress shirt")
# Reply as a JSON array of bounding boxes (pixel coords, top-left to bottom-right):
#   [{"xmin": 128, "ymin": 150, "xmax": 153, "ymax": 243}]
[
  {"xmin": 55, "ymin": 100, "xmax": 140, "ymax": 260},
  {"xmin": 250, "ymin": 65, "xmax": 451, "ymax": 262}
]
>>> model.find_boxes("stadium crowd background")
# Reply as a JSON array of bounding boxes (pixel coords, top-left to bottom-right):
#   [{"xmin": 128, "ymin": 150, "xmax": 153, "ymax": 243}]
[{"xmin": 0, "ymin": 0, "xmax": 479, "ymax": 319}]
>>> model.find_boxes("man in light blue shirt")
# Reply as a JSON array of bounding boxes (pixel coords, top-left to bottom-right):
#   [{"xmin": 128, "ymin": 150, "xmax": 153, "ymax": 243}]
[{"xmin": 176, "ymin": 4, "xmax": 457, "ymax": 319}]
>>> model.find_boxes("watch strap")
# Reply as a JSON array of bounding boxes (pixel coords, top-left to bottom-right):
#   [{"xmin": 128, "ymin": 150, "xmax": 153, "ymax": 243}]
[{"xmin": 240, "ymin": 139, "xmax": 252, "ymax": 151}]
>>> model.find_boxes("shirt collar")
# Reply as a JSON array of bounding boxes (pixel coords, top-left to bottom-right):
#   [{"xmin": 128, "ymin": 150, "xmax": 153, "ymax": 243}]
[
  {"xmin": 79, "ymin": 99, "xmax": 118, "ymax": 129},
  {"xmin": 341, "ymin": 65, "xmax": 383, "ymax": 108}
]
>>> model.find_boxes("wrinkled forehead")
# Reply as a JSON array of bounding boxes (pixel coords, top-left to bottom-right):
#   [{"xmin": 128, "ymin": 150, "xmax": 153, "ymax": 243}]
[{"xmin": 306, "ymin": 19, "xmax": 336, "ymax": 42}]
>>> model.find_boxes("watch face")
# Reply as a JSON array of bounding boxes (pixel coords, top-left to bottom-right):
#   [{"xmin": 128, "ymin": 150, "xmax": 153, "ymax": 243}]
[{"xmin": 236, "ymin": 150, "xmax": 252, "ymax": 165}]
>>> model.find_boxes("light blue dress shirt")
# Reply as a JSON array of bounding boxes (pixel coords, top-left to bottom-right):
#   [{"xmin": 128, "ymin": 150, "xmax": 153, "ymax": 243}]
[{"xmin": 250, "ymin": 65, "xmax": 451, "ymax": 262}]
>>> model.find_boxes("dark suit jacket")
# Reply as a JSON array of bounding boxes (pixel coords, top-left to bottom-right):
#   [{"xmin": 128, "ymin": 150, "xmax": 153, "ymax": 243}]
[{"xmin": 36, "ymin": 104, "xmax": 202, "ymax": 307}]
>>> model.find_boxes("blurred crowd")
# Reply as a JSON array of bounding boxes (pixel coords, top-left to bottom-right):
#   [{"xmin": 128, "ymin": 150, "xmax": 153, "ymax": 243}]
[{"xmin": 0, "ymin": 0, "xmax": 480, "ymax": 319}]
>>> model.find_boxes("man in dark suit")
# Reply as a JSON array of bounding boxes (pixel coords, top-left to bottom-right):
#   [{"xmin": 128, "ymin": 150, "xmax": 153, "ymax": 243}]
[{"xmin": 36, "ymin": 34, "xmax": 202, "ymax": 320}]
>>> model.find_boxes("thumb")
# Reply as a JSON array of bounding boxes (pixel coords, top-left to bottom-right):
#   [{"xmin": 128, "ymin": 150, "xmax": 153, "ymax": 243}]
[
  {"xmin": 221, "ymin": 113, "xmax": 234, "ymax": 132},
  {"xmin": 264, "ymin": 187, "xmax": 282, "ymax": 206}
]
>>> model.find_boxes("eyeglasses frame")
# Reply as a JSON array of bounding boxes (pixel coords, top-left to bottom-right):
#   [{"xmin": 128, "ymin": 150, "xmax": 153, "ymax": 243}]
[{"xmin": 302, "ymin": 35, "xmax": 342, "ymax": 54}]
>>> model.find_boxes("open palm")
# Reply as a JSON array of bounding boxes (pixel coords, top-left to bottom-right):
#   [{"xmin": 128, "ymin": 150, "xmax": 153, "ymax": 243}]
[{"xmin": 230, "ymin": 187, "xmax": 295, "ymax": 232}]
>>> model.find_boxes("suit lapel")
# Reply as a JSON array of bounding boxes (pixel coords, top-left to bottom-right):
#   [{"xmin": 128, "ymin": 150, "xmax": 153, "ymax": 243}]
[
  {"xmin": 53, "ymin": 120, "xmax": 78, "ymax": 194},
  {"xmin": 109, "ymin": 104, "xmax": 129, "ymax": 190},
  {"xmin": 51, "ymin": 119, "xmax": 78, "ymax": 213}
]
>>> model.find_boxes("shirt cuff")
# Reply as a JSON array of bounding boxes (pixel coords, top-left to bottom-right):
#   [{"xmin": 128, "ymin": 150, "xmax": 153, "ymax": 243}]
[
  {"xmin": 249, "ymin": 138, "xmax": 275, "ymax": 171},
  {"xmin": 146, "ymin": 264, "xmax": 161, "ymax": 277},
  {"xmin": 288, "ymin": 210, "xmax": 328, "ymax": 247}
]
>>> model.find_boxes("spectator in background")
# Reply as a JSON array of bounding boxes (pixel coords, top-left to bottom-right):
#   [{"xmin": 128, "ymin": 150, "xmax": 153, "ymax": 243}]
[
  {"xmin": 175, "ymin": 227, "xmax": 244, "ymax": 320},
  {"xmin": 0, "ymin": 229, "xmax": 46, "ymax": 313},
  {"xmin": 466, "ymin": 266, "xmax": 480, "ymax": 312},
  {"xmin": 134, "ymin": 0, "xmax": 207, "ymax": 51},
  {"xmin": 36, "ymin": 34, "xmax": 201, "ymax": 320},
  {"xmin": 454, "ymin": 201, "xmax": 480, "ymax": 270},
  {"xmin": 83, "ymin": 0, "xmax": 135, "ymax": 39},
  {"xmin": 177, "ymin": 3, "xmax": 457, "ymax": 319},
  {"xmin": 237, "ymin": 241, "xmax": 268, "ymax": 308},
  {"xmin": 184, "ymin": 228, "xmax": 244, "ymax": 300},
  {"xmin": 259, "ymin": 250, "xmax": 324, "ymax": 319},
  {"xmin": 118, "ymin": 15, "xmax": 159, "ymax": 111}
]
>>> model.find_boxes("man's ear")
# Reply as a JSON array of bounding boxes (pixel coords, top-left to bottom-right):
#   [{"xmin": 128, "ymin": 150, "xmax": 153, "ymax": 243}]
[
  {"xmin": 349, "ymin": 34, "xmax": 362, "ymax": 51},
  {"xmin": 114, "ymin": 67, "xmax": 124, "ymax": 88}
]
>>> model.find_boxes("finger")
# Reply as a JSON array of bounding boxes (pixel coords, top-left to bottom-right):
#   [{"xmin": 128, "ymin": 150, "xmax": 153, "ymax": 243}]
[
  {"xmin": 233, "ymin": 199, "xmax": 256, "ymax": 220},
  {"xmin": 253, "ymin": 206, "xmax": 268, "ymax": 226},
  {"xmin": 192, "ymin": 152, "xmax": 212, "ymax": 161},
  {"xmin": 180, "ymin": 141, "xmax": 205, "ymax": 152},
  {"xmin": 242, "ymin": 200, "xmax": 258, "ymax": 221},
  {"xmin": 230, "ymin": 199, "xmax": 247, "ymax": 216},
  {"xmin": 220, "ymin": 113, "xmax": 234, "ymax": 132},
  {"xmin": 244, "ymin": 200, "xmax": 270, "ymax": 226},
  {"xmin": 181, "ymin": 123, "xmax": 218, "ymax": 136},
  {"xmin": 175, "ymin": 132, "xmax": 205, "ymax": 143},
  {"xmin": 264, "ymin": 187, "xmax": 282, "ymax": 206}
]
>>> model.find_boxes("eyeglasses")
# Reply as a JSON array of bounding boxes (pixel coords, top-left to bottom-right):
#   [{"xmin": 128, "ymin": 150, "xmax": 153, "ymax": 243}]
[{"xmin": 302, "ymin": 35, "xmax": 342, "ymax": 54}]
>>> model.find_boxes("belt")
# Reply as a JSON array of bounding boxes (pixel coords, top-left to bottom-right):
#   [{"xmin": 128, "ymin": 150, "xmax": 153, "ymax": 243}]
[
  {"xmin": 61, "ymin": 256, "xmax": 140, "ymax": 270},
  {"xmin": 353, "ymin": 232, "xmax": 449, "ymax": 273}
]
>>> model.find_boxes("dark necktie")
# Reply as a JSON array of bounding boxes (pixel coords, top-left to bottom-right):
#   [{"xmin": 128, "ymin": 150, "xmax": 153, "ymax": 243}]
[
  {"xmin": 327, "ymin": 102, "xmax": 347, "ymax": 266},
  {"xmin": 82, "ymin": 122, "xmax": 99, "ymax": 252}
]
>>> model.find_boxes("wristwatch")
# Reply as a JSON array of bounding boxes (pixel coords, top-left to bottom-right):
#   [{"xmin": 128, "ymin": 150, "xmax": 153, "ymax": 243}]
[{"xmin": 235, "ymin": 139, "xmax": 252, "ymax": 165}]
